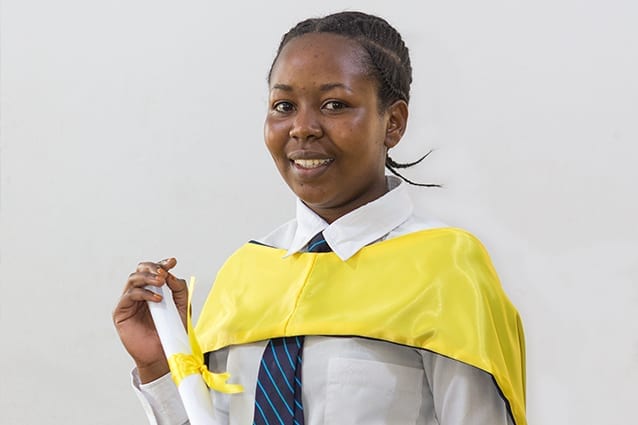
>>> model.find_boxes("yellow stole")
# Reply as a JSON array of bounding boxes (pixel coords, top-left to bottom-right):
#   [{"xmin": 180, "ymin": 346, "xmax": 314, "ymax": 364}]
[{"xmin": 195, "ymin": 227, "xmax": 526, "ymax": 425}]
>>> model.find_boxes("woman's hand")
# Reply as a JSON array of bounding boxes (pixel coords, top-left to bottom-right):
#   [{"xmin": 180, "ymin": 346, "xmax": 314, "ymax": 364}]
[{"xmin": 113, "ymin": 258, "xmax": 188, "ymax": 383}]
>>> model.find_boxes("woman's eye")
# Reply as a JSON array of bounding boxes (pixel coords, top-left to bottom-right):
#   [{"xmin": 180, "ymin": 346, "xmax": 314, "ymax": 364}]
[
  {"xmin": 323, "ymin": 100, "xmax": 347, "ymax": 111},
  {"xmin": 273, "ymin": 102, "xmax": 294, "ymax": 113}
]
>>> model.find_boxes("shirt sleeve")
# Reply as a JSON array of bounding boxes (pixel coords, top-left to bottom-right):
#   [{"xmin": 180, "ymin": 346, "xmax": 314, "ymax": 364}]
[
  {"xmin": 131, "ymin": 368, "xmax": 189, "ymax": 425},
  {"xmin": 420, "ymin": 351, "xmax": 515, "ymax": 425}
]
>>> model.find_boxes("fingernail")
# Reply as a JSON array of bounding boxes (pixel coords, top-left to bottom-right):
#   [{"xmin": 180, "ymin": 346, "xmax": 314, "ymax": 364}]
[
  {"xmin": 153, "ymin": 293, "xmax": 163, "ymax": 301},
  {"xmin": 157, "ymin": 268, "xmax": 164, "ymax": 274}
]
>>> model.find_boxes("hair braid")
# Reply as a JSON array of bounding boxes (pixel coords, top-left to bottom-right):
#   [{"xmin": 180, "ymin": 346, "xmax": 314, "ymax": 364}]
[
  {"xmin": 385, "ymin": 151, "xmax": 441, "ymax": 188},
  {"xmin": 269, "ymin": 11, "xmax": 439, "ymax": 188},
  {"xmin": 364, "ymin": 42, "xmax": 410, "ymax": 107}
]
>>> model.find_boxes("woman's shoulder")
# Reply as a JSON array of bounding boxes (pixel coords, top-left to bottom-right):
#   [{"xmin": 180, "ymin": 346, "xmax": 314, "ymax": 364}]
[
  {"xmin": 389, "ymin": 215, "xmax": 493, "ymax": 255},
  {"xmin": 388, "ymin": 212, "xmax": 449, "ymax": 239}
]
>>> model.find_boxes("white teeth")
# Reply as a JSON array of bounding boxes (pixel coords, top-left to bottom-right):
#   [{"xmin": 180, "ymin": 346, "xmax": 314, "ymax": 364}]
[{"xmin": 293, "ymin": 159, "xmax": 331, "ymax": 169}]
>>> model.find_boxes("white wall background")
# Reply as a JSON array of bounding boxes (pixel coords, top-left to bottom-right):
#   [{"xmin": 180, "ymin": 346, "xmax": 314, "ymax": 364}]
[{"xmin": 1, "ymin": 0, "xmax": 636, "ymax": 423}]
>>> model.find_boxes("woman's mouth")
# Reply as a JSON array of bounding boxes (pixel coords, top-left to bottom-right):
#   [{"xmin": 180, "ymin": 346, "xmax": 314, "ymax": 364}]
[{"xmin": 292, "ymin": 158, "xmax": 333, "ymax": 169}]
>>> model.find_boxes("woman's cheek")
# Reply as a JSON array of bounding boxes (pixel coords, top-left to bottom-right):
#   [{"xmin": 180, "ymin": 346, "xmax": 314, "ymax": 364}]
[{"xmin": 264, "ymin": 120, "xmax": 289, "ymax": 155}]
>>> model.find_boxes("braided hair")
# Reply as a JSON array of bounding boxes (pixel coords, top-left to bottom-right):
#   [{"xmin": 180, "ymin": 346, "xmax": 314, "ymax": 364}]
[{"xmin": 268, "ymin": 11, "xmax": 440, "ymax": 187}]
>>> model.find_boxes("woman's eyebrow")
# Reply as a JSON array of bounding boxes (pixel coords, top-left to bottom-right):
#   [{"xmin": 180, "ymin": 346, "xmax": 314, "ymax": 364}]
[
  {"xmin": 319, "ymin": 82, "xmax": 352, "ymax": 92},
  {"xmin": 270, "ymin": 83, "xmax": 353, "ymax": 92},
  {"xmin": 271, "ymin": 83, "xmax": 293, "ymax": 92}
]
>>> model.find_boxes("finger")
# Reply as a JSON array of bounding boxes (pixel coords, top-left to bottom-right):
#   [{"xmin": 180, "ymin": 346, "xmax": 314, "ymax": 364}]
[
  {"xmin": 165, "ymin": 272, "xmax": 187, "ymax": 293},
  {"xmin": 158, "ymin": 257, "xmax": 177, "ymax": 271},
  {"xmin": 136, "ymin": 261, "xmax": 162, "ymax": 273},
  {"xmin": 164, "ymin": 273, "xmax": 189, "ymax": 323},
  {"xmin": 115, "ymin": 288, "xmax": 163, "ymax": 317},
  {"xmin": 113, "ymin": 288, "xmax": 162, "ymax": 326},
  {"xmin": 124, "ymin": 271, "xmax": 165, "ymax": 293},
  {"xmin": 124, "ymin": 287, "xmax": 164, "ymax": 303}
]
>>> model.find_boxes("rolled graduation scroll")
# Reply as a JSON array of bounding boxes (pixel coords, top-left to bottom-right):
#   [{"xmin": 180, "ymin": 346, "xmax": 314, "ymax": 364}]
[{"xmin": 147, "ymin": 278, "xmax": 243, "ymax": 425}]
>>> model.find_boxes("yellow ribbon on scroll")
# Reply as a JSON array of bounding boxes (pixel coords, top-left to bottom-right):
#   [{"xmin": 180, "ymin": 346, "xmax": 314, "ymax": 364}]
[{"xmin": 166, "ymin": 277, "xmax": 243, "ymax": 394}]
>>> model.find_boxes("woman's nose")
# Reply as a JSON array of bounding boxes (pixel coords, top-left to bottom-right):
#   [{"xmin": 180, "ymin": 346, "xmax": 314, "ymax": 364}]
[{"xmin": 289, "ymin": 108, "xmax": 322, "ymax": 141}]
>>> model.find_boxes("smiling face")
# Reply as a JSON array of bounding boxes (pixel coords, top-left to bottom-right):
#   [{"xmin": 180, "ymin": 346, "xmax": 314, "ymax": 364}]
[{"xmin": 265, "ymin": 32, "xmax": 407, "ymax": 223}]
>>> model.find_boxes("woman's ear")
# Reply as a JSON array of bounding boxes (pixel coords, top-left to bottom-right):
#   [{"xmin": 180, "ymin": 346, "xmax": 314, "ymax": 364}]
[{"xmin": 384, "ymin": 100, "xmax": 409, "ymax": 149}]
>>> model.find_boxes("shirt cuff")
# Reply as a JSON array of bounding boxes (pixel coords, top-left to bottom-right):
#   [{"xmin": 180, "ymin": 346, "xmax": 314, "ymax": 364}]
[{"xmin": 132, "ymin": 368, "xmax": 189, "ymax": 425}]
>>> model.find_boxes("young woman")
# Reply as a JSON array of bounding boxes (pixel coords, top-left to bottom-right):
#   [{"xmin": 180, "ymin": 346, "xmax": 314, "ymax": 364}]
[{"xmin": 114, "ymin": 11, "xmax": 526, "ymax": 425}]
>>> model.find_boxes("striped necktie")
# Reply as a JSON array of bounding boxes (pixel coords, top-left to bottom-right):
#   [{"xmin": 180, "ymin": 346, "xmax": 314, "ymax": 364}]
[{"xmin": 252, "ymin": 232, "xmax": 331, "ymax": 425}]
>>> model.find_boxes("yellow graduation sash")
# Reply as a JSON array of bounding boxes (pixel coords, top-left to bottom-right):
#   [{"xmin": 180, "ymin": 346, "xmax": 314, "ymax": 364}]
[{"xmin": 195, "ymin": 227, "xmax": 526, "ymax": 425}]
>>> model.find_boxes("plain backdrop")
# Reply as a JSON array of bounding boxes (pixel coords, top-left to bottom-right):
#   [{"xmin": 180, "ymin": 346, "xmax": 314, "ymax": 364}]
[{"xmin": 1, "ymin": 1, "xmax": 637, "ymax": 424}]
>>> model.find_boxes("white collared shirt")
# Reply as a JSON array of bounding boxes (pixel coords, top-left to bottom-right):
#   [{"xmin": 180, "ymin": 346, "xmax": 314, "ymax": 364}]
[{"xmin": 133, "ymin": 177, "xmax": 515, "ymax": 425}]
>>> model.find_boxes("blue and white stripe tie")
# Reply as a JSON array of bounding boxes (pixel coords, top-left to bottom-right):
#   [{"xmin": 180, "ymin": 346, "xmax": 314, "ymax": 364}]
[{"xmin": 253, "ymin": 232, "xmax": 331, "ymax": 425}]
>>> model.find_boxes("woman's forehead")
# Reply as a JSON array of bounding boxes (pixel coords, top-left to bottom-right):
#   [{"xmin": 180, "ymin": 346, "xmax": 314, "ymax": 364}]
[{"xmin": 269, "ymin": 33, "xmax": 370, "ymax": 86}]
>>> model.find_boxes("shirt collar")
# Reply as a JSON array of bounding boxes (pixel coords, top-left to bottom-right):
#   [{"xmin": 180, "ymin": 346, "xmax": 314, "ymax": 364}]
[{"xmin": 285, "ymin": 176, "xmax": 413, "ymax": 261}]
